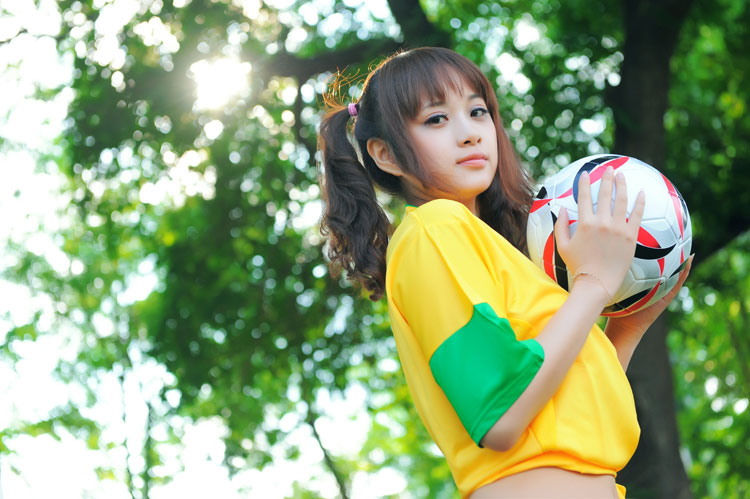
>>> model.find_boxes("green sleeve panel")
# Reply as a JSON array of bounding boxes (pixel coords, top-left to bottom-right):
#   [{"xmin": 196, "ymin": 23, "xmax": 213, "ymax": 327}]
[{"xmin": 428, "ymin": 302, "xmax": 545, "ymax": 447}]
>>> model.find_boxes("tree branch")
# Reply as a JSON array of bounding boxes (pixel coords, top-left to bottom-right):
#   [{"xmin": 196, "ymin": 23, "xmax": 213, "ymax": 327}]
[
  {"xmin": 0, "ymin": 27, "xmax": 28, "ymax": 45},
  {"xmin": 255, "ymin": 38, "xmax": 403, "ymax": 81},
  {"xmin": 300, "ymin": 382, "xmax": 349, "ymax": 499},
  {"xmin": 388, "ymin": 0, "xmax": 451, "ymax": 47},
  {"xmin": 254, "ymin": 0, "xmax": 448, "ymax": 82},
  {"xmin": 692, "ymin": 224, "xmax": 750, "ymax": 268},
  {"xmin": 141, "ymin": 399, "xmax": 154, "ymax": 499},
  {"xmin": 119, "ymin": 371, "xmax": 137, "ymax": 499},
  {"xmin": 727, "ymin": 299, "xmax": 750, "ymax": 391},
  {"xmin": 305, "ymin": 406, "xmax": 350, "ymax": 499}
]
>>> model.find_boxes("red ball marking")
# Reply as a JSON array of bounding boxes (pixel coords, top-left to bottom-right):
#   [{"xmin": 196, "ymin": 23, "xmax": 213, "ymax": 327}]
[
  {"xmin": 585, "ymin": 156, "xmax": 630, "ymax": 184},
  {"xmin": 604, "ymin": 281, "xmax": 662, "ymax": 317},
  {"xmin": 543, "ymin": 232, "xmax": 556, "ymax": 281},
  {"xmin": 660, "ymin": 173, "xmax": 684, "ymax": 239},
  {"xmin": 556, "ymin": 156, "xmax": 630, "ymax": 200},
  {"xmin": 531, "ymin": 198, "xmax": 551, "ymax": 213},
  {"xmin": 637, "ymin": 226, "xmax": 660, "ymax": 247},
  {"xmin": 637, "ymin": 227, "xmax": 665, "ymax": 274}
]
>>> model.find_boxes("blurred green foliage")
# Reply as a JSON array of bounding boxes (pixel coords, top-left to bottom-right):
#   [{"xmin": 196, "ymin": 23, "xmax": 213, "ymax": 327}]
[
  {"xmin": 1, "ymin": 0, "xmax": 748, "ymax": 497},
  {"xmin": 669, "ymin": 232, "xmax": 750, "ymax": 499}
]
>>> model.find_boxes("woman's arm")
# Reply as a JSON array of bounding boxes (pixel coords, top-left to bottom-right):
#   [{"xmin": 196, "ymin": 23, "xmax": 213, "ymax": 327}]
[
  {"xmin": 604, "ymin": 255, "xmax": 693, "ymax": 371},
  {"xmin": 480, "ymin": 167, "xmax": 645, "ymax": 451},
  {"xmin": 480, "ymin": 278, "xmax": 611, "ymax": 450}
]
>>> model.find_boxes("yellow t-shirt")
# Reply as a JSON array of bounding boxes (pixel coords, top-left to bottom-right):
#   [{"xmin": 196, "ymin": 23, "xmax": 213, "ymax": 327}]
[{"xmin": 385, "ymin": 199, "xmax": 640, "ymax": 498}]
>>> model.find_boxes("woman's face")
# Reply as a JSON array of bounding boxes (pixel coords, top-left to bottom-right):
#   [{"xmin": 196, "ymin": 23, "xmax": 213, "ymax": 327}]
[{"xmin": 403, "ymin": 80, "xmax": 499, "ymax": 214}]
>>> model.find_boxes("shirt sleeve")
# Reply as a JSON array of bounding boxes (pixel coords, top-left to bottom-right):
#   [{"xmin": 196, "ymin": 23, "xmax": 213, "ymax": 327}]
[{"xmin": 390, "ymin": 200, "xmax": 544, "ymax": 446}]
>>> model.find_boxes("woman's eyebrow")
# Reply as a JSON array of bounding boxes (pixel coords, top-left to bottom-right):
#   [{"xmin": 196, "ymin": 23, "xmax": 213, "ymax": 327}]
[{"xmin": 422, "ymin": 93, "xmax": 482, "ymax": 110}]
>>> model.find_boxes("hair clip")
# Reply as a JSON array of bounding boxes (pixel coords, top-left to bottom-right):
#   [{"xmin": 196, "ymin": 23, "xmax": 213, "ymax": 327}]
[{"xmin": 348, "ymin": 103, "xmax": 358, "ymax": 117}]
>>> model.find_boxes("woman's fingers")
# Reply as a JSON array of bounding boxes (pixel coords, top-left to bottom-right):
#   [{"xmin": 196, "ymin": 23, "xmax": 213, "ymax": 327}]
[
  {"xmin": 554, "ymin": 206, "xmax": 571, "ymax": 249},
  {"xmin": 628, "ymin": 190, "xmax": 646, "ymax": 230},
  {"xmin": 577, "ymin": 171, "xmax": 593, "ymax": 219},
  {"xmin": 612, "ymin": 172, "xmax": 629, "ymax": 220},
  {"xmin": 596, "ymin": 166, "xmax": 615, "ymax": 216},
  {"xmin": 653, "ymin": 254, "xmax": 693, "ymax": 309},
  {"xmin": 675, "ymin": 254, "xmax": 694, "ymax": 289}
]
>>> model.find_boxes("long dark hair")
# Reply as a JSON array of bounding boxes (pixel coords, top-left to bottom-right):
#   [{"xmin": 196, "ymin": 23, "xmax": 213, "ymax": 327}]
[{"xmin": 318, "ymin": 47, "xmax": 534, "ymax": 301}]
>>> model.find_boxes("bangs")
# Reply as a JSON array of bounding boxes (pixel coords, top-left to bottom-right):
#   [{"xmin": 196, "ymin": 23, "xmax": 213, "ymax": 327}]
[{"xmin": 381, "ymin": 49, "xmax": 494, "ymax": 119}]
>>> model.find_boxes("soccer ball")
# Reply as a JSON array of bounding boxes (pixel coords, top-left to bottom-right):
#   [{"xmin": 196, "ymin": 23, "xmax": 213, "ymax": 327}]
[{"xmin": 526, "ymin": 154, "xmax": 692, "ymax": 317}]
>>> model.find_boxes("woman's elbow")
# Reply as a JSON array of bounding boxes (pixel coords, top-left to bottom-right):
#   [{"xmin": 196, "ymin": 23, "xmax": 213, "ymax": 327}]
[{"xmin": 479, "ymin": 424, "xmax": 520, "ymax": 452}]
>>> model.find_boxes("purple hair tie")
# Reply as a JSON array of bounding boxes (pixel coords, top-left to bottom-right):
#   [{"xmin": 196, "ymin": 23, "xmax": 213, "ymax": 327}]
[{"xmin": 348, "ymin": 103, "xmax": 358, "ymax": 117}]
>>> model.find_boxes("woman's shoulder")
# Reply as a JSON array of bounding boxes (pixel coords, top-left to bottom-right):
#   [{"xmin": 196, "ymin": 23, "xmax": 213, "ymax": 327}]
[
  {"xmin": 410, "ymin": 198, "xmax": 474, "ymax": 222},
  {"xmin": 388, "ymin": 200, "xmax": 465, "ymax": 260},
  {"xmin": 389, "ymin": 198, "xmax": 530, "ymax": 271},
  {"xmin": 390, "ymin": 199, "xmax": 474, "ymax": 244},
  {"xmin": 388, "ymin": 198, "xmax": 499, "ymax": 261},
  {"xmin": 398, "ymin": 199, "xmax": 480, "ymax": 236}
]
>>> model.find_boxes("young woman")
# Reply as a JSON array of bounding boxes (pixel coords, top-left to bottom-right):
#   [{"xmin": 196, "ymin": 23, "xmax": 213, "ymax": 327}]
[{"xmin": 317, "ymin": 47, "xmax": 691, "ymax": 498}]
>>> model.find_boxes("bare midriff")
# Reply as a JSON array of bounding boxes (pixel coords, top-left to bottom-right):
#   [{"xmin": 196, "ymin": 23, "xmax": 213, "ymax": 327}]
[{"xmin": 469, "ymin": 467, "xmax": 619, "ymax": 499}]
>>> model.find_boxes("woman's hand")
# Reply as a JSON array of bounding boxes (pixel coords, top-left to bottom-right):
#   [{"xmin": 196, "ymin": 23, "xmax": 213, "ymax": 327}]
[
  {"xmin": 606, "ymin": 254, "xmax": 694, "ymax": 339},
  {"xmin": 554, "ymin": 166, "xmax": 646, "ymax": 301},
  {"xmin": 604, "ymin": 254, "xmax": 693, "ymax": 370}
]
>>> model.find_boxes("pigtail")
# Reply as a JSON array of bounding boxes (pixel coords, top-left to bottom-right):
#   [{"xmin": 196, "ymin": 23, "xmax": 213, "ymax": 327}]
[{"xmin": 318, "ymin": 106, "xmax": 392, "ymax": 301}]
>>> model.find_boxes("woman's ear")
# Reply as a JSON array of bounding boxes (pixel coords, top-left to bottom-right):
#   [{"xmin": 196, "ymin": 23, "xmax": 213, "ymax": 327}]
[{"xmin": 367, "ymin": 138, "xmax": 404, "ymax": 177}]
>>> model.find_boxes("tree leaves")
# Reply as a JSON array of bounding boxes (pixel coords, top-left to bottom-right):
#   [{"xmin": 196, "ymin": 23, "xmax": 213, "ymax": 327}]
[
  {"xmin": 3, "ymin": 0, "xmax": 749, "ymax": 496},
  {"xmin": 668, "ymin": 232, "xmax": 750, "ymax": 497}
]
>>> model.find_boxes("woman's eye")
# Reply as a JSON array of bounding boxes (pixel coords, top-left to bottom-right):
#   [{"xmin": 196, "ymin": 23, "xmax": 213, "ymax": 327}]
[
  {"xmin": 471, "ymin": 107, "xmax": 489, "ymax": 117},
  {"xmin": 425, "ymin": 114, "xmax": 447, "ymax": 125}
]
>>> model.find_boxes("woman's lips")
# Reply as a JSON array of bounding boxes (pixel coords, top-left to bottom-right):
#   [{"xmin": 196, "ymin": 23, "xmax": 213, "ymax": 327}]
[{"xmin": 457, "ymin": 154, "xmax": 488, "ymax": 167}]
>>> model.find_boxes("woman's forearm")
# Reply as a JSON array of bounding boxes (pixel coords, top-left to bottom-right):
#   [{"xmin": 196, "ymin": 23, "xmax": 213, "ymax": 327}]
[
  {"xmin": 480, "ymin": 167, "xmax": 646, "ymax": 451},
  {"xmin": 480, "ymin": 279, "xmax": 609, "ymax": 450},
  {"xmin": 603, "ymin": 321, "xmax": 643, "ymax": 371}
]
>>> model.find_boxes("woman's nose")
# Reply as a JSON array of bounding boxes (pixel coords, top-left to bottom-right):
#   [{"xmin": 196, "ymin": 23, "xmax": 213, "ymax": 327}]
[
  {"xmin": 461, "ymin": 128, "xmax": 482, "ymax": 145},
  {"xmin": 457, "ymin": 117, "xmax": 481, "ymax": 145}
]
